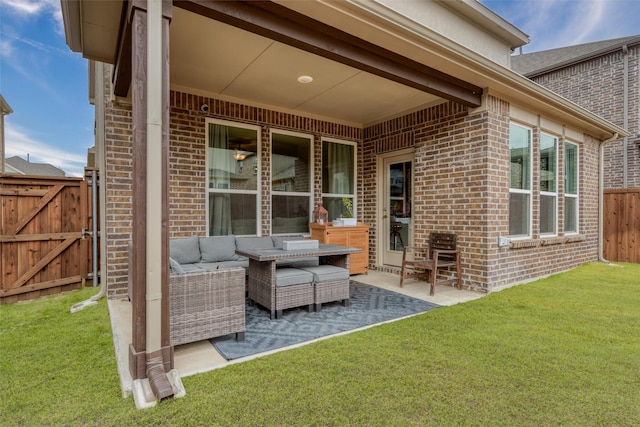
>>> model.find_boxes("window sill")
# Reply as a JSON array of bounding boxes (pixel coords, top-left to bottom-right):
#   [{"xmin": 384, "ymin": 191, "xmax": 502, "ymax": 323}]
[
  {"xmin": 565, "ymin": 234, "xmax": 586, "ymax": 243},
  {"xmin": 509, "ymin": 239, "xmax": 540, "ymax": 249},
  {"xmin": 508, "ymin": 234, "xmax": 586, "ymax": 249},
  {"xmin": 541, "ymin": 236, "xmax": 566, "ymax": 246}
]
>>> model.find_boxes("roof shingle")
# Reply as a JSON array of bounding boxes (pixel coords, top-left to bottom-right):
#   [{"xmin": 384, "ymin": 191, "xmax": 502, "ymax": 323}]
[
  {"xmin": 511, "ymin": 35, "xmax": 640, "ymax": 76},
  {"xmin": 5, "ymin": 156, "xmax": 66, "ymax": 176}
]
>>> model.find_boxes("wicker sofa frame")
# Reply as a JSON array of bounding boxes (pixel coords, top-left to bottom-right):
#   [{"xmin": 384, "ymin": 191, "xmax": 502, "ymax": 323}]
[
  {"xmin": 128, "ymin": 242, "xmax": 245, "ymax": 347},
  {"xmin": 169, "ymin": 267, "xmax": 246, "ymax": 346}
]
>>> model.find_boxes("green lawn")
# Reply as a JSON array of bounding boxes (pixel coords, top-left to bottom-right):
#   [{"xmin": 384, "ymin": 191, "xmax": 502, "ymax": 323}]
[{"xmin": 2, "ymin": 262, "xmax": 639, "ymax": 426}]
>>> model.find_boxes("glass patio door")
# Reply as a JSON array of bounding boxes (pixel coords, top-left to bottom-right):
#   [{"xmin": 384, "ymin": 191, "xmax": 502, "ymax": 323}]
[{"xmin": 381, "ymin": 153, "xmax": 413, "ymax": 267}]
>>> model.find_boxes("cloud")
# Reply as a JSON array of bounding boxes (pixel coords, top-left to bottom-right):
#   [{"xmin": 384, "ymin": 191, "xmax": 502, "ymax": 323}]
[
  {"xmin": 1, "ymin": 0, "xmax": 45, "ymax": 15},
  {"xmin": 4, "ymin": 123, "xmax": 88, "ymax": 177},
  {"xmin": 1, "ymin": 0, "xmax": 65, "ymax": 35},
  {"xmin": 0, "ymin": 10, "xmax": 74, "ymax": 104},
  {"xmin": 482, "ymin": 0, "xmax": 639, "ymax": 53},
  {"xmin": 0, "ymin": 38, "xmax": 14, "ymax": 57}
]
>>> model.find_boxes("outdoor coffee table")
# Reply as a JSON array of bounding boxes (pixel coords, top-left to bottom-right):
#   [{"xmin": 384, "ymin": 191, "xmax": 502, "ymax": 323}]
[{"xmin": 236, "ymin": 244, "xmax": 361, "ymax": 319}]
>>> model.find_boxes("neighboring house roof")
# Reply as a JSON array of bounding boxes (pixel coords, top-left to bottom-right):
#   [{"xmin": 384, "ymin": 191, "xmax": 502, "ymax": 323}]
[
  {"xmin": 4, "ymin": 156, "xmax": 66, "ymax": 176},
  {"xmin": 4, "ymin": 163, "xmax": 21, "ymax": 174},
  {"xmin": 512, "ymin": 35, "xmax": 640, "ymax": 77}
]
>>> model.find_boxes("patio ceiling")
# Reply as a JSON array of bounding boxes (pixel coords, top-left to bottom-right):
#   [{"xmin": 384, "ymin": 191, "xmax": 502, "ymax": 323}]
[
  {"xmin": 170, "ymin": 6, "xmax": 443, "ymax": 126},
  {"xmin": 85, "ymin": 1, "xmax": 481, "ymax": 127},
  {"xmin": 64, "ymin": 0, "xmax": 628, "ymax": 139}
]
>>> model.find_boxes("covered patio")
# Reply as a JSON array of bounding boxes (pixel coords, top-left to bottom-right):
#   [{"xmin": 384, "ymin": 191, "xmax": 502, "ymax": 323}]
[
  {"xmin": 108, "ymin": 270, "xmax": 483, "ymax": 401},
  {"xmin": 62, "ymin": 0, "xmax": 627, "ymax": 409}
]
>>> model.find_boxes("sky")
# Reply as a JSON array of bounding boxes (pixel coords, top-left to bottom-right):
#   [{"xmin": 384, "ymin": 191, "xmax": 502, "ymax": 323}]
[{"xmin": 1, "ymin": 0, "xmax": 639, "ymax": 177}]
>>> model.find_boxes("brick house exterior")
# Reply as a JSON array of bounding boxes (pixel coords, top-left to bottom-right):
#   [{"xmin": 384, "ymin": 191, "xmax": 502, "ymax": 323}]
[
  {"xmin": 78, "ymin": 2, "xmax": 628, "ymax": 301},
  {"xmin": 99, "ymin": 77, "xmax": 609, "ymax": 298},
  {"xmin": 64, "ymin": 1, "xmax": 628, "ymax": 393},
  {"xmin": 512, "ymin": 36, "xmax": 640, "ymax": 189}
]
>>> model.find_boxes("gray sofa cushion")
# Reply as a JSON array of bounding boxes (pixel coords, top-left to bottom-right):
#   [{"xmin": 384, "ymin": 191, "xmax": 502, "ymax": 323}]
[
  {"xmin": 194, "ymin": 262, "xmax": 223, "ymax": 272},
  {"xmin": 180, "ymin": 263, "xmax": 204, "ymax": 273},
  {"xmin": 170, "ymin": 236, "xmax": 201, "ymax": 265},
  {"xmin": 169, "ymin": 257, "xmax": 185, "ymax": 274},
  {"xmin": 235, "ymin": 236, "xmax": 275, "ymax": 251},
  {"xmin": 275, "ymin": 268, "xmax": 314, "ymax": 287},
  {"xmin": 199, "ymin": 236, "xmax": 238, "ymax": 262},
  {"xmin": 194, "ymin": 260, "xmax": 249, "ymax": 273}
]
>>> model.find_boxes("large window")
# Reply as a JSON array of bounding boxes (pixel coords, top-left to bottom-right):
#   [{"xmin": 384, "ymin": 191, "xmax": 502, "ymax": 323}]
[
  {"xmin": 271, "ymin": 130, "xmax": 312, "ymax": 234},
  {"xmin": 564, "ymin": 142, "xmax": 579, "ymax": 233},
  {"xmin": 509, "ymin": 123, "xmax": 532, "ymax": 237},
  {"xmin": 206, "ymin": 120, "xmax": 259, "ymax": 236},
  {"xmin": 540, "ymin": 133, "xmax": 558, "ymax": 235},
  {"xmin": 321, "ymin": 139, "xmax": 356, "ymax": 221}
]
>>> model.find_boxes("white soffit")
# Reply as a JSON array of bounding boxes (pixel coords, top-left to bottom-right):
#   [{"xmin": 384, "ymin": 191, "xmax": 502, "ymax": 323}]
[
  {"xmin": 78, "ymin": 1, "xmax": 123, "ymax": 63},
  {"xmin": 169, "ymin": 7, "xmax": 439, "ymax": 125}
]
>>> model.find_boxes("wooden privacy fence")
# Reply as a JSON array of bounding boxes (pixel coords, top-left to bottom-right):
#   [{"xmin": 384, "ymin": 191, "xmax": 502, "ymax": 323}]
[
  {"xmin": 0, "ymin": 172, "xmax": 95, "ymax": 303},
  {"xmin": 603, "ymin": 188, "xmax": 640, "ymax": 264}
]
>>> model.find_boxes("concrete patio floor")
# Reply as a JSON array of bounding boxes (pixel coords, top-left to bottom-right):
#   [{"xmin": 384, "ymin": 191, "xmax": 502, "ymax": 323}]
[{"xmin": 108, "ymin": 270, "xmax": 484, "ymax": 399}]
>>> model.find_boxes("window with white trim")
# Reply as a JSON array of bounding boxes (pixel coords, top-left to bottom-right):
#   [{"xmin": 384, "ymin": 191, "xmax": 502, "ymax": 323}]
[
  {"xmin": 540, "ymin": 133, "xmax": 558, "ymax": 235},
  {"xmin": 564, "ymin": 142, "xmax": 579, "ymax": 233},
  {"xmin": 271, "ymin": 130, "xmax": 312, "ymax": 234},
  {"xmin": 509, "ymin": 123, "xmax": 532, "ymax": 238},
  {"xmin": 321, "ymin": 139, "xmax": 356, "ymax": 221},
  {"xmin": 205, "ymin": 120, "xmax": 260, "ymax": 236}
]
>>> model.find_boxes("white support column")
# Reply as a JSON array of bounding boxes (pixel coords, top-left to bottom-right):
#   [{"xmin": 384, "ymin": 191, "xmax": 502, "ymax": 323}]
[{"xmin": 146, "ymin": 0, "xmax": 163, "ymax": 355}]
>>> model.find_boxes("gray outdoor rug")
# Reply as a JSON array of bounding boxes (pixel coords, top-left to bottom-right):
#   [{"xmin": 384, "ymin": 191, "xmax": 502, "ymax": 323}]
[{"xmin": 211, "ymin": 281, "xmax": 440, "ymax": 360}]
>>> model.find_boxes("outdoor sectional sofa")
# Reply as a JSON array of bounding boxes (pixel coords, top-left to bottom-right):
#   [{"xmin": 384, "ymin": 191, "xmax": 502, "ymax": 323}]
[
  {"xmin": 169, "ymin": 235, "xmax": 350, "ymax": 321},
  {"xmin": 127, "ymin": 236, "xmax": 352, "ymax": 346},
  {"xmin": 168, "ymin": 235, "xmax": 319, "ymax": 275},
  {"xmin": 128, "ymin": 240, "xmax": 247, "ymax": 347}
]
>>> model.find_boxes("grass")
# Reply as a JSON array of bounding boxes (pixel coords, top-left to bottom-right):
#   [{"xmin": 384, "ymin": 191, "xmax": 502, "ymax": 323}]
[{"xmin": 1, "ymin": 262, "xmax": 639, "ymax": 426}]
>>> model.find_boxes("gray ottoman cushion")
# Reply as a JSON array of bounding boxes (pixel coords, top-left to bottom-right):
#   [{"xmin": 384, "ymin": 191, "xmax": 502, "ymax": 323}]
[
  {"xmin": 301, "ymin": 265, "xmax": 350, "ymax": 283},
  {"xmin": 275, "ymin": 268, "xmax": 313, "ymax": 287}
]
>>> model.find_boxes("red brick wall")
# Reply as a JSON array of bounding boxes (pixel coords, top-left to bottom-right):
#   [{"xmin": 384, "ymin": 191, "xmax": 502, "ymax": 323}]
[
  {"xmin": 362, "ymin": 96, "xmax": 601, "ymax": 291},
  {"xmin": 528, "ymin": 45, "xmax": 640, "ymax": 189},
  {"xmin": 103, "ymin": 83, "xmax": 602, "ymax": 297},
  {"xmin": 103, "ymin": 88, "xmax": 362, "ymax": 298},
  {"xmin": 103, "ymin": 99, "xmax": 133, "ymax": 299}
]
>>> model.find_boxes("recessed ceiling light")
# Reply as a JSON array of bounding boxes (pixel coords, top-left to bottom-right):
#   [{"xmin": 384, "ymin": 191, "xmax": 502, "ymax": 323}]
[{"xmin": 297, "ymin": 75, "xmax": 313, "ymax": 84}]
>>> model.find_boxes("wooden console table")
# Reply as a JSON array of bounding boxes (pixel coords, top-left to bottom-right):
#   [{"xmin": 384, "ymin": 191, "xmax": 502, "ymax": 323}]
[{"xmin": 309, "ymin": 222, "xmax": 370, "ymax": 275}]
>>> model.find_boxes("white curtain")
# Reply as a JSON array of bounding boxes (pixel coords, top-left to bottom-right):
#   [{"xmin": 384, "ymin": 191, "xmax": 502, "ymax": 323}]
[
  {"xmin": 327, "ymin": 143, "xmax": 353, "ymax": 194},
  {"xmin": 209, "ymin": 124, "xmax": 232, "ymax": 235},
  {"xmin": 323, "ymin": 143, "xmax": 353, "ymax": 219}
]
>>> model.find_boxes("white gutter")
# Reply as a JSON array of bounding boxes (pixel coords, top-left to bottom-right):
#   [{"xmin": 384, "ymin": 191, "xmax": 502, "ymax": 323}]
[
  {"xmin": 61, "ymin": 0, "xmax": 82, "ymax": 52},
  {"xmin": 598, "ymin": 133, "xmax": 619, "ymax": 263},
  {"xmin": 623, "ymin": 44, "xmax": 629, "ymax": 187},
  {"xmin": 71, "ymin": 61, "xmax": 107, "ymax": 313},
  {"xmin": 306, "ymin": 0, "xmax": 629, "ymax": 140},
  {"xmin": 145, "ymin": 0, "xmax": 174, "ymax": 403}
]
